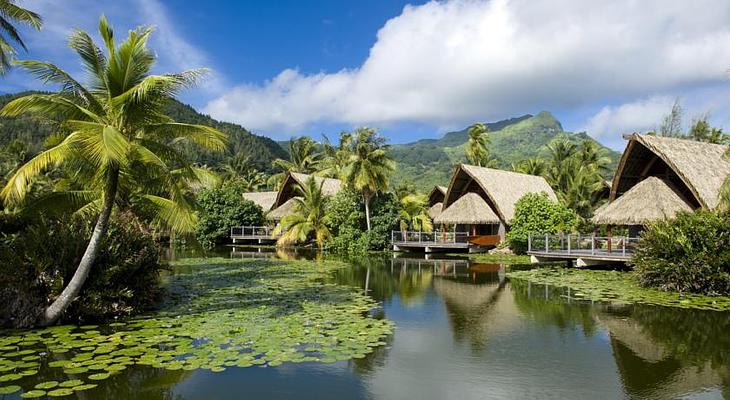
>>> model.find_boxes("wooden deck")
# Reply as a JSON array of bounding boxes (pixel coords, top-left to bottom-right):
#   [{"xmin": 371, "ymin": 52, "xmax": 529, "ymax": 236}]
[
  {"xmin": 391, "ymin": 231, "xmax": 500, "ymax": 253},
  {"xmin": 527, "ymin": 234, "xmax": 638, "ymax": 266},
  {"xmin": 230, "ymin": 226, "xmax": 279, "ymax": 243}
]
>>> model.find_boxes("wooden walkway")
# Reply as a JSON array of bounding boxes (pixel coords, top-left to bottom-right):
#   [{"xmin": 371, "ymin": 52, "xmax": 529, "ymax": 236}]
[
  {"xmin": 527, "ymin": 234, "xmax": 639, "ymax": 266},
  {"xmin": 230, "ymin": 226, "xmax": 279, "ymax": 243}
]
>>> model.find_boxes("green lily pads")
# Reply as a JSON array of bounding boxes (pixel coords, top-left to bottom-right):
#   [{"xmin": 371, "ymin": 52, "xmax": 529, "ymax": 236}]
[
  {"xmin": 20, "ymin": 390, "xmax": 46, "ymax": 399},
  {"xmin": 47, "ymin": 388, "xmax": 75, "ymax": 397},
  {"xmin": 35, "ymin": 381, "xmax": 59, "ymax": 390},
  {"xmin": 72, "ymin": 383, "xmax": 97, "ymax": 391},
  {"xmin": 88, "ymin": 373, "xmax": 110, "ymax": 381},
  {"xmin": 0, "ymin": 385, "xmax": 20, "ymax": 394},
  {"xmin": 58, "ymin": 379, "xmax": 84, "ymax": 388}
]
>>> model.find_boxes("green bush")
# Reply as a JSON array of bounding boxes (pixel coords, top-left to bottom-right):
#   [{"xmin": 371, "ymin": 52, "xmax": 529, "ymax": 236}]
[
  {"xmin": 632, "ymin": 210, "xmax": 730, "ymax": 295},
  {"xmin": 506, "ymin": 192, "xmax": 579, "ymax": 254},
  {"xmin": 0, "ymin": 212, "xmax": 165, "ymax": 328},
  {"xmin": 195, "ymin": 180, "xmax": 264, "ymax": 249},
  {"xmin": 324, "ymin": 189, "xmax": 399, "ymax": 253}
]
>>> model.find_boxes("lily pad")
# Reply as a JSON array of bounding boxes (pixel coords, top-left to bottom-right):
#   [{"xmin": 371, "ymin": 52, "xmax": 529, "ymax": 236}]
[
  {"xmin": 20, "ymin": 390, "xmax": 46, "ymax": 399},
  {"xmin": 0, "ymin": 385, "xmax": 20, "ymax": 394}
]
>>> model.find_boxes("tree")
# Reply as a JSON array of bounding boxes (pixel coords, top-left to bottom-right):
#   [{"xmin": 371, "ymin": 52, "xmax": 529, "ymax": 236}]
[
  {"xmin": 513, "ymin": 158, "xmax": 547, "ymax": 177},
  {"xmin": 721, "ymin": 147, "xmax": 730, "ymax": 212},
  {"xmin": 318, "ymin": 132, "xmax": 353, "ymax": 180},
  {"xmin": 345, "ymin": 128, "xmax": 395, "ymax": 231},
  {"xmin": 195, "ymin": 181, "xmax": 264, "ymax": 249},
  {"xmin": 398, "ymin": 194, "xmax": 432, "ymax": 233},
  {"xmin": 466, "ymin": 123, "xmax": 491, "ymax": 166},
  {"xmin": 274, "ymin": 176, "xmax": 331, "ymax": 248},
  {"xmin": 688, "ymin": 117, "xmax": 729, "ymax": 144},
  {"xmin": 0, "ymin": 0, "xmax": 42, "ymax": 75},
  {"xmin": 658, "ymin": 99, "xmax": 683, "ymax": 138},
  {"xmin": 0, "ymin": 17, "xmax": 226, "ymax": 326},
  {"xmin": 269, "ymin": 136, "xmax": 321, "ymax": 188},
  {"xmin": 506, "ymin": 193, "xmax": 579, "ymax": 254}
]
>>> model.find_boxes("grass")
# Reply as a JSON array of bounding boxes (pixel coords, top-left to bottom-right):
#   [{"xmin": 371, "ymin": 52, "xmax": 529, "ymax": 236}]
[
  {"xmin": 457, "ymin": 253, "xmax": 531, "ymax": 264},
  {"xmin": 507, "ymin": 266, "xmax": 730, "ymax": 311}
]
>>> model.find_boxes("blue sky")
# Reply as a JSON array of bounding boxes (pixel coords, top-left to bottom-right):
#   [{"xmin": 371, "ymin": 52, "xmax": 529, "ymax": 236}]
[{"xmin": 3, "ymin": 0, "xmax": 730, "ymax": 149}]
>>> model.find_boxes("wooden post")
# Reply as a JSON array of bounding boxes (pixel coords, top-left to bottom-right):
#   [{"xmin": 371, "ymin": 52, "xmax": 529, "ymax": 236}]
[
  {"xmin": 591, "ymin": 234, "xmax": 595, "ymax": 255},
  {"xmin": 567, "ymin": 234, "xmax": 571, "ymax": 254},
  {"xmin": 545, "ymin": 233, "xmax": 549, "ymax": 253},
  {"xmin": 607, "ymin": 225, "xmax": 612, "ymax": 254},
  {"xmin": 528, "ymin": 234, "xmax": 532, "ymax": 252}
]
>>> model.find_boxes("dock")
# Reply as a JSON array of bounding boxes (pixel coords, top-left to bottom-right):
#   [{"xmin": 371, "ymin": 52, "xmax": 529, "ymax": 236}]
[
  {"xmin": 391, "ymin": 231, "xmax": 498, "ymax": 253},
  {"xmin": 230, "ymin": 226, "xmax": 279, "ymax": 244}
]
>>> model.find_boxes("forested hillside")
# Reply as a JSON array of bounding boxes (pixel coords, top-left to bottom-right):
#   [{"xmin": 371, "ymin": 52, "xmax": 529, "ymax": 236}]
[
  {"xmin": 391, "ymin": 112, "xmax": 620, "ymax": 191},
  {"xmin": 0, "ymin": 92, "xmax": 288, "ymax": 172}
]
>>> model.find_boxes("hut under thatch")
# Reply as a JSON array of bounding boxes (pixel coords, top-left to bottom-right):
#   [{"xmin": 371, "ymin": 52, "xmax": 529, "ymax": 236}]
[
  {"xmin": 267, "ymin": 197, "xmax": 301, "ymax": 221},
  {"xmin": 593, "ymin": 134, "xmax": 730, "ymax": 235},
  {"xmin": 427, "ymin": 185, "xmax": 448, "ymax": 219},
  {"xmin": 268, "ymin": 172, "xmax": 342, "ymax": 221},
  {"xmin": 242, "ymin": 191, "xmax": 277, "ymax": 211},
  {"xmin": 438, "ymin": 164, "xmax": 557, "ymax": 241}
]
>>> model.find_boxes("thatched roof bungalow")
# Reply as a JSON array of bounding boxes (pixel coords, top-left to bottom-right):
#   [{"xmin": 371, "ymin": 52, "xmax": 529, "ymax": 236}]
[
  {"xmin": 427, "ymin": 185, "xmax": 447, "ymax": 219},
  {"xmin": 593, "ymin": 134, "xmax": 730, "ymax": 231},
  {"xmin": 241, "ymin": 191, "xmax": 277, "ymax": 211},
  {"xmin": 268, "ymin": 172, "xmax": 342, "ymax": 221},
  {"xmin": 437, "ymin": 164, "xmax": 557, "ymax": 241}
]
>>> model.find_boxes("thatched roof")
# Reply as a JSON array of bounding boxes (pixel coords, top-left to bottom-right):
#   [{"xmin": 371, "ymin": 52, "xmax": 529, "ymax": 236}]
[
  {"xmin": 611, "ymin": 134, "xmax": 730, "ymax": 210},
  {"xmin": 428, "ymin": 202, "xmax": 443, "ymax": 219},
  {"xmin": 434, "ymin": 192, "xmax": 500, "ymax": 225},
  {"xmin": 443, "ymin": 164, "xmax": 557, "ymax": 224},
  {"xmin": 267, "ymin": 197, "xmax": 301, "ymax": 221},
  {"xmin": 272, "ymin": 172, "xmax": 342, "ymax": 209},
  {"xmin": 428, "ymin": 185, "xmax": 447, "ymax": 207},
  {"xmin": 592, "ymin": 177, "xmax": 693, "ymax": 225},
  {"xmin": 242, "ymin": 191, "xmax": 277, "ymax": 211}
]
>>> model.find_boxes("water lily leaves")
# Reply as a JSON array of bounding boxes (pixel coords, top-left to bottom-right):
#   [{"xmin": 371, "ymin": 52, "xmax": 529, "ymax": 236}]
[
  {"xmin": 20, "ymin": 390, "xmax": 46, "ymax": 398},
  {"xmin": 88, "ymin": 373, "xmax": 110, "ymax": 381},
  {"xmin": 35, "ymin": 381, "xmax": 59, "ymax": 389},
  {"xmin": 58, "ymin": 379, "xmax": 84, "ymax": 388},
  {"xmin": 47, "ymin": 388, "xmax": 75, "ymax": 397},
  {"xmin": 72, "ymin": 383, "xmax": 97, "ymax": 391},
  {"xmin": 0, "ymin": 385, "xmax": 20, "ymax": 394}
]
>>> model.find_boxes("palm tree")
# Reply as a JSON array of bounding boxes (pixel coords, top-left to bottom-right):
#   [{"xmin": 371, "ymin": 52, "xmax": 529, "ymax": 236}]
[
  {"xmin": 720, "ymin": 148, "xmax": 730, "ymax": 212},
  {"xmin": 345, "ymin": 127, "xmax": 395, "ymax": 231},
  {"xmin": 0, "ymin": 0, "xmax": 42, "ymax": 75},
  {"xmin": 466, "ymin": 123, "xmax": 491, "ymax": 166},
  {"xmin": 318, "ymin": 132, "xmax": 352, "ymax": 180},
  {"xmin": 399, "ymin": 194, "xmax": 433, "ymax": 233},
  {"xmin": 513, "ymin": 158, "xmax": 547, "ymax": 177},
  {"xmin": 268, "ymin": 136, "xmax": 321, "ymax": 188},
  {"xmin": 274, "ymin": 177, "xmax": 330, "ymax": 248},
  {"xmin": 0, "ymin": 17, "xmax": 226, "ymax": 326},
  {"xmin": 577, "ymin": 140, "xmax": 611, "ymax": 174}
]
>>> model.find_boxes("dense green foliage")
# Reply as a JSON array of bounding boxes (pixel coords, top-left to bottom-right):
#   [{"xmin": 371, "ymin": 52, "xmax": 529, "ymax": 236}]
[
  {"xmin": 275, "ymin": 177, "xmax": 331, "ymax": 248},
  {"xmin": 506, "ymin": 193, "xmax": 579, "ymax": 254},
  {"xmin": 195, "ymin": 181, "xmax": 264, "ymax": 249},
  {"xmin": 0, "ymin": 212, "xmax": 165, "ymax": 328},
  {"xmin": 325, "ymin": 189, "xmax": 399, "ymax": 254},
  {"xmin": 390, "ymin": 112, "xmax": 620, "ymax": 191},
  {"xmin": 632, "ymin": 210, "xmax": 730, "ymax": 295}
]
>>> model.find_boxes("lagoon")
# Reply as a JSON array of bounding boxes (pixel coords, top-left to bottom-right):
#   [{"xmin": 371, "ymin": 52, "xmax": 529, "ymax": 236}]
[{"xmin": 1, "ymin": 248, "xmax": 728, "ymax": 399}]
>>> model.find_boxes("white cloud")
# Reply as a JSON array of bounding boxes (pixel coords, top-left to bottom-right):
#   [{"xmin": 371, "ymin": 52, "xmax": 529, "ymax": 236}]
[
  {"xmin": 581, "ymin": 96, "xmax": 675, "ymax": 140},
  {"xmin": 203, "ymin": 0, "xmax": 730, "ymax": 137},
  {"xmin": 3, "ymin": 0, "xmax": 220, "ymax": 99}
]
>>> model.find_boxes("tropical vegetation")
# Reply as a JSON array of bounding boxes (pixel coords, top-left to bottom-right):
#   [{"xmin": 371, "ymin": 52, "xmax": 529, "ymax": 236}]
[
  {"xmin": 0, "ymin": 17, "xmax": 226, "ymax": 325},
  {"xmin": 195, "ymin": 180, "xmax": 264, "ymax": 249},
  {"xmin": 274, "ymin": 177, "xmax": 331, "ymax": 248},
  {"xmin": 506, "ymin": 192, "xmax": 580, "ymax": 254},
  {"xmin": 632, "ymin": 210, "xmax": 730, "ymax": 295},
  {"xmin": 0, "ymin": 0, "xmax": 41, "ymax": 74}
]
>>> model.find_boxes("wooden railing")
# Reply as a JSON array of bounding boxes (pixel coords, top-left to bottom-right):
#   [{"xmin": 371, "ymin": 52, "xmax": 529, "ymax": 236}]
[
  {"xmin": 392, "ymin": 231, "xmax": 470, "ymax": 244},
  {"xmin": 527, "ymin": 234, "xmax": 640, "ymax": 257},
  {"xmin": 231, "ymin": 226, "xmax": 279, "ymax": 239}
]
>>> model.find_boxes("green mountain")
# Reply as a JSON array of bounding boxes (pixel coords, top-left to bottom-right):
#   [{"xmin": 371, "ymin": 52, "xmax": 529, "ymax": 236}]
[
  {"xmin": 0, "ymin": 92, "xmax": 288, "ymax": 172},
  {"xmin": 391, "ymin": 111, "xmax": 620, "ymax": 191}
]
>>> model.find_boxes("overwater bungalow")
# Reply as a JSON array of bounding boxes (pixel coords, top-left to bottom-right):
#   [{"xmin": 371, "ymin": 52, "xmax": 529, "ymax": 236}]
[
  {"xmin": 594, "ymin": 133, "xmax": 730, "ymax": 232},
  {"xmin": 393, "ymin": 164, "xmax": 557, "ymax": 253},
  {"xmin": 231, "ymin": 172, "xmax": 342, "ymax": 243},
  {"xmin": 529, "ymin": 133, "xmax": 730, "ymax": 265},
  {"xmin": 427, "ymin": 185, "xmax": 447, "ymax": 219}
]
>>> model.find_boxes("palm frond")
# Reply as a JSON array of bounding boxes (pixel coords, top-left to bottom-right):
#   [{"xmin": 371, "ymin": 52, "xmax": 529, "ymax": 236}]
[{"xmin": 141, "ymin": 194, "xmax": 197, "ymax": 233}]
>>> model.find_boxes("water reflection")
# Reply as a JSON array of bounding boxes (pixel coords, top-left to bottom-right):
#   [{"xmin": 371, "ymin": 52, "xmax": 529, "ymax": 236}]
[{"xmin": 28, "ymin": 246, "xmax": 727, "ymax": 399}]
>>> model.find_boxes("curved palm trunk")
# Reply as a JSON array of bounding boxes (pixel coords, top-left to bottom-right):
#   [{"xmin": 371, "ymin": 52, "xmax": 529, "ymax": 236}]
[{"xmin": 39, "ymin": 168, "xmax": 119, "ymax": 326}]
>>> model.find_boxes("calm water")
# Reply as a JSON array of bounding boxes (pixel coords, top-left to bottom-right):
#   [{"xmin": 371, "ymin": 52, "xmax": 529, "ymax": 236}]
[{"xmin": 5, "ymin": 247, "xmax": 730, "ymax": 399}]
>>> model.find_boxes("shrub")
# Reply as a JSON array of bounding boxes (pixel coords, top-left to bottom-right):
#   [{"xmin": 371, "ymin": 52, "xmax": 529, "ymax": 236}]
[
  {"xmin": 324, "ymin": 189, "xmax": 399, "ymax": 253},
  {"xmin": 632, "ymin": 210, "xmax": 730, "ymax": 295},
  {"xmin": 506, "ymin": 192, "xmax": 579, "ymax": 254},
  {"xmin": 0, "ymin": 212, "xmax": 165, "ymax": 328},
  {"xmin": 195, "ymin": 180, "xmax": 264, "ymax": 249}
]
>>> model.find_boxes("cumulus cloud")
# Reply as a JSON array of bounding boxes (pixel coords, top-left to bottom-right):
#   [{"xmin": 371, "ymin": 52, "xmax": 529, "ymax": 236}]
[
  {"xmin": 581, "ymin": 96, "xmax": 675, "ymax": 140},
  {"xmin": 203, "ymin": 0, "xmax": 730, "ymax": 137}
]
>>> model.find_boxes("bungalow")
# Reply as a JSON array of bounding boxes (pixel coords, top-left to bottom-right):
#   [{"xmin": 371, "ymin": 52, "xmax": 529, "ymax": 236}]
[
  {"xmin": 592, "ymin": 133, "xmax": 730, "ymax": 234},
  {"xmin": 427, "ymin": 185, "xmax": 447, "ymax": 219}
]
